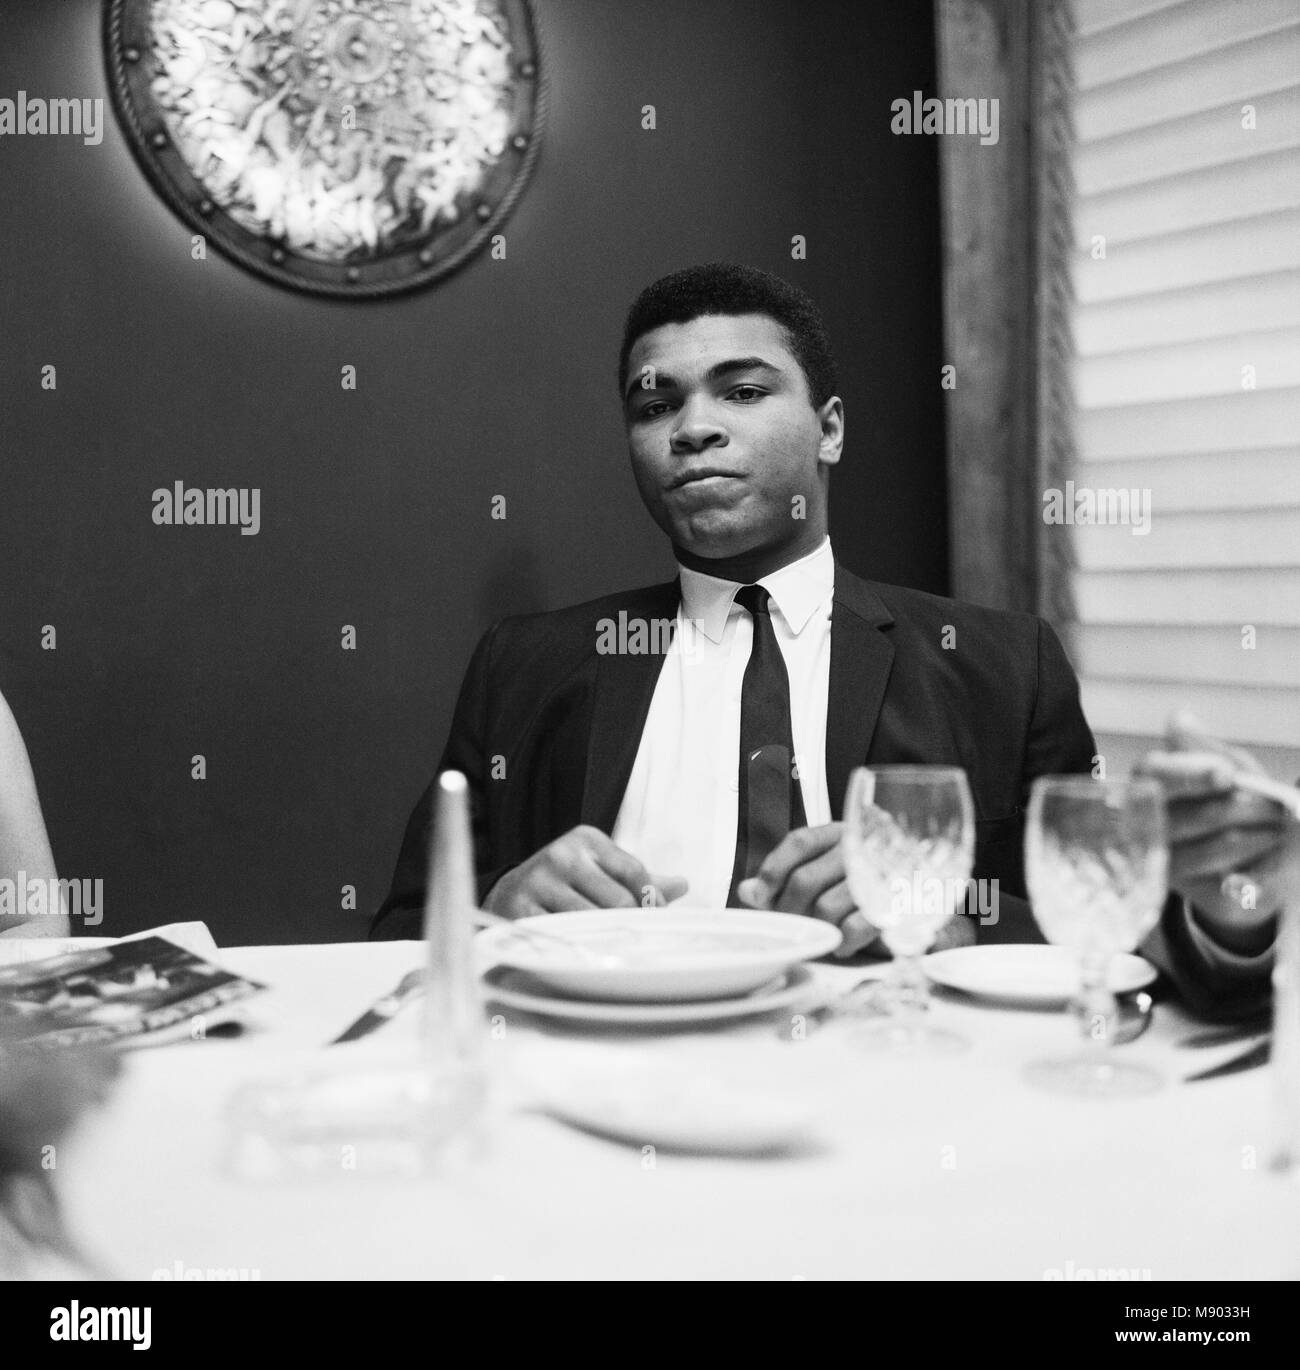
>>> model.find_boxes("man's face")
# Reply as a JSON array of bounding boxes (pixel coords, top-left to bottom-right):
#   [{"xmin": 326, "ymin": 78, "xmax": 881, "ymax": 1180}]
[{"xmin": 623, "ymin": 314, "xmax": 842, "ymax": 566}]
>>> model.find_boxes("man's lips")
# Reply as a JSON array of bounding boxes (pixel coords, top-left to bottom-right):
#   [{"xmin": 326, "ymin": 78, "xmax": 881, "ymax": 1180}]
[{"xmin": 669, "ymin": 469, "xmax": 744, "ymax": 490}]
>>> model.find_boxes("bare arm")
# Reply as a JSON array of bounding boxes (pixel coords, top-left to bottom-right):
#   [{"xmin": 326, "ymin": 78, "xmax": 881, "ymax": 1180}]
[{"xmin": 0, "ymin": 690, "xmax": 68, "ymax": 937}]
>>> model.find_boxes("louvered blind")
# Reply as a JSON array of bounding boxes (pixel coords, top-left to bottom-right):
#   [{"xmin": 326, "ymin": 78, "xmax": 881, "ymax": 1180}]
[{"xmin": 1063, "ymin": 0, "xmax": 1300, "ymax": 747}]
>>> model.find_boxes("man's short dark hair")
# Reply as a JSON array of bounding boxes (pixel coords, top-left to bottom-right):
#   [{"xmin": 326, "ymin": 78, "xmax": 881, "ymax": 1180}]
[{"xmin": 618, "ymin": 262, "xmax": 838, "ymax": 408}]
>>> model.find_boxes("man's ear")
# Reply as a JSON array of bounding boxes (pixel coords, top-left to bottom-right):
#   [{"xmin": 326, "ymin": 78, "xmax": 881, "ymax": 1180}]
[{"xmin": 817, "ymin": 396, "xmax": 844, "ymax": 469}]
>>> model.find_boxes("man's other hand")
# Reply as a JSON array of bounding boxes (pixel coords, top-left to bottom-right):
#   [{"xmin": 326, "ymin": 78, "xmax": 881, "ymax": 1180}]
[
  {"xmin": 735, "ymin": 822, "xmax": 881, "ymax": 956},
  {"xmin": 482, "ymin": 825, "xmax": 688, "ymax": 920},
  {"xmin": 1136, "ymin": 711, "xmax": 1295, "ymax": 956}
]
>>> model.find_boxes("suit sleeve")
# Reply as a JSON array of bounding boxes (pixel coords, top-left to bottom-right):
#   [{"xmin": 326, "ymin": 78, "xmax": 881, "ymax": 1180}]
[
  {"xmin": 369, "ymin": 621, "xmax": 515, "ymax": 940},
  {"xmin": 1023, "ymin": 619, "xmax": 1097, "ymax": 799},
  {"xmin": 1143, "ymin": 898, "xmax": 1273, "ymax": 1022},
  {"xmin": 976, "ymin": 619, "xmax": 1095, "ymax": 945}
]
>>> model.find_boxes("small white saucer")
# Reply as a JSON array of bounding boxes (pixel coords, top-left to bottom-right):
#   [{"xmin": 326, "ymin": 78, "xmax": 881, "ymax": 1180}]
[
  {"xmin": 923, "ymin": 944, "xmax": 1157, "ymax": 1007},
  {"xmin": 481, "ymin": 962, "xmax": 815, "ymax": 1025}
]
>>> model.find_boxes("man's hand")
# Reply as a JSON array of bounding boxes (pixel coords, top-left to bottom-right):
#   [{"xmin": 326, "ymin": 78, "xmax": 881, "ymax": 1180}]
[
  {"xmin": 1136, "ymin": 712, "xmax": 1295, "ymax": 956},
  {"xmin": 735, "ymin": 823, "xmax": 881, "ymax": 956},
  {"xmin": 482, "ymin": 825, "xmax": 688, "ymax": 920}
]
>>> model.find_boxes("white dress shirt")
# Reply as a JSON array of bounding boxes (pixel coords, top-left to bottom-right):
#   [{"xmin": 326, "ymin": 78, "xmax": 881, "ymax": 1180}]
[{"xmin": 611, "ymin": 537, "xmax": 835, "ymax": 907}]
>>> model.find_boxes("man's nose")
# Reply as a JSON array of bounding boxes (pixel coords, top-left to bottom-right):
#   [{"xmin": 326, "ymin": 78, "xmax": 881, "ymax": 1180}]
[{"xmin": 669, "ymin": 398, "xmax": 728, "ymax": 453}]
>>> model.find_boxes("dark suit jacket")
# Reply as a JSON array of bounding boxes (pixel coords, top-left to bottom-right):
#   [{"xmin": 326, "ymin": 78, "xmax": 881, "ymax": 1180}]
[{"xmin": 372, "ymin": 566, "xmax": 1268, "ymax": 1018}]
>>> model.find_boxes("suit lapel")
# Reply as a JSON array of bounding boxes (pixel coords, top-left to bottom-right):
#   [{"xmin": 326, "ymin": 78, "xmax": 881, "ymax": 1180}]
[
  {"xmin": 580, "ymin": 581, "xmax": 681, "ymax": 831},
  {"xmin": 826, "ymin": 567, "xmax": 895, "ymax": 819}
]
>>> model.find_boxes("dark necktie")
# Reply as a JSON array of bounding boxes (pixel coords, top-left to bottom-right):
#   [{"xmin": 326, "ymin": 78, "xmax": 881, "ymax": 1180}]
[{"xmin": 726, "ymin": 585, "xmax": 806, "ymax": 905}]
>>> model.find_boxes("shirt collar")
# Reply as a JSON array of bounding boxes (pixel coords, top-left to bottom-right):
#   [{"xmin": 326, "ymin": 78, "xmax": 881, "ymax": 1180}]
[{"xmin": 677, "ymin": 537, "xmax": 834, "ymax": 644}]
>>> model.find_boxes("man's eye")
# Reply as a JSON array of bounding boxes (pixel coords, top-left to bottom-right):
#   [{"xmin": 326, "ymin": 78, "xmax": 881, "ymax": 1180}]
[
  {"xmin": 728, "ymin": 386, "xmax": 766, "ymax": 401},
  {"xmin": 638, "ymin": 400, "xmax": 672, "ymax": 419}
]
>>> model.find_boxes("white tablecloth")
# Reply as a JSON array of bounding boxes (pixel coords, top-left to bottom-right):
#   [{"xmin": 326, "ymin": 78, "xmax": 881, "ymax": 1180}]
[{"xmin": 59, "ymin": 941, "xmax": 1300, "ymax": 1281}]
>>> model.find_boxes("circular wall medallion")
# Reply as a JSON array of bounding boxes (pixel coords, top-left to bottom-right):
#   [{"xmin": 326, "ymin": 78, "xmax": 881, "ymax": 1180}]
[{"xmin": 105, "ymin": 0, "xmax": 543, "ymax": 297}]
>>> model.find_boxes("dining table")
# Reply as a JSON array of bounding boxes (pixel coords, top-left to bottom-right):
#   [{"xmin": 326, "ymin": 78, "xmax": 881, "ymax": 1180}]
[{"xmin": 54, "ymin": 935, "xmax": 1300, "ymax": 1282}]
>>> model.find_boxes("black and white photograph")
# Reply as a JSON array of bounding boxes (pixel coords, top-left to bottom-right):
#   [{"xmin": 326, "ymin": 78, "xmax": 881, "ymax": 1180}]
[{"xmin": 0, "ymin": 0, "xmax": 1297, "ymax": 1318}]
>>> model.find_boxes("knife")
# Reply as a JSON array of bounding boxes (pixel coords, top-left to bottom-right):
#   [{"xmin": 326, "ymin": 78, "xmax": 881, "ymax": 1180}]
[
  {"xmin": 1184, "ymin": 1037, "xmax": 1271, "ymax": 1083},
  {"xmin": 328, "ymin": 968, "xmax": 426, "ymax": 1045}
]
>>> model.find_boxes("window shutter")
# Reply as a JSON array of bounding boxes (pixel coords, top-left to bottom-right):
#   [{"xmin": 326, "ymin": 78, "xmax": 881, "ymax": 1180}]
[{"xmin": 1059, "ymin": 0, "xmax": 1300, "ymax": 747}]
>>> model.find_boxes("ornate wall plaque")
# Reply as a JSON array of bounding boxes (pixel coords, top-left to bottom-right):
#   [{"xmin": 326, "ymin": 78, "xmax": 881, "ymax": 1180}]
[{"xmin": 105, "ymin": 0, "xmax": 543, "ymax": 297}]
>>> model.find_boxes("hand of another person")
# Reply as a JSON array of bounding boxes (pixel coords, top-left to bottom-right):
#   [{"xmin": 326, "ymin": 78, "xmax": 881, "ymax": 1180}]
[
  {"xmin": 735, "ymin": 823, "xmax": 882, "ymax": 957},
  {"xmin": 482, "ymin": 825, "xmax": 687, "ymax": 920},
  {"xmin": 1136, "ymin": 712, "xmax": 1297, "ymax": 956}
]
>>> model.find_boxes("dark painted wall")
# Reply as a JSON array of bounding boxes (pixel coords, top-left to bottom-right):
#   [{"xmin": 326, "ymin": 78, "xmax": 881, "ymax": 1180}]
[{"xmin": 0, "ymin": 0, "xmax": 948, "ymax": 945}]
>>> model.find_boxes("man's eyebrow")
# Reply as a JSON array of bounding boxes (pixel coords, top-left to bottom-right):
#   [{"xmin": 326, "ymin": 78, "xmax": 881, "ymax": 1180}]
[
  {"xmin": 706, "ymin": 356, "xmax": 782, "ymax": 384},
  {"xmin": 623, "ymin": 356, "xmax": 782, "ymax": 404}
]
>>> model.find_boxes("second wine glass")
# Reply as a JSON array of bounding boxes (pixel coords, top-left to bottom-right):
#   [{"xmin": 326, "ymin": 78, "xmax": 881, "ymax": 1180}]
[
  {"xmin": 1023, "ymin": 775, "xmax": 1169, "ymax": 1098},
  {"xmin": 841, "ymin": 765, "xmax": 975, "ymax": 1054}
]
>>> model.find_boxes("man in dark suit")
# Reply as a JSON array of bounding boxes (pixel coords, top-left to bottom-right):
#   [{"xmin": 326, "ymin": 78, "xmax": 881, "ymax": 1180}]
[{"xmin": 374, "ymin": 264, "xmax": 1281, "ymax": 1018}]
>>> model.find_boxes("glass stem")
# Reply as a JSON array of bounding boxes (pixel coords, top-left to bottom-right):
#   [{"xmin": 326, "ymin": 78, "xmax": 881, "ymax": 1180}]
[
  {"xmin": 891, "ymin": 951, "xmax": 930, "ymax": 1027},
  {"xmin": 1077, "ymin": 951, "xmax": 1117, "ymax": 1054}
]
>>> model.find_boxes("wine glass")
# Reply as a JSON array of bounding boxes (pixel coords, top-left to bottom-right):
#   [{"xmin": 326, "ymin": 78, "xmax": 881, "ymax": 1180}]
[
  {"xmin": 1024, "ymin": 776, "xmax": 1168, "ymax": 1097},
  {"xmin": 841, "ymin": 765, "xmax": 975, "ymax": 1053}
]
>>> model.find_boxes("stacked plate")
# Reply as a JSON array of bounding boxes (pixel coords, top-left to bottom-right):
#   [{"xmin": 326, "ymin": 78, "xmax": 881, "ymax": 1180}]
[{"xmin": 476, "ymin": 907, "xmax": 842, "ymax": 1025}]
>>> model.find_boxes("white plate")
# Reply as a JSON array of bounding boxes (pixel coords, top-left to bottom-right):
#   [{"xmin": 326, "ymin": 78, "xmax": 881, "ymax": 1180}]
[
  {"xmin": 923, "ymin": 944, "xmax": 1157, "ymax": 1007},
  {"xmin": 481, "ymin": 962, "xmax": 816, "ymax": 1025},
  {"xmin": 476, "ymin": 907, "xmax": 841, "ymax": 1002}
]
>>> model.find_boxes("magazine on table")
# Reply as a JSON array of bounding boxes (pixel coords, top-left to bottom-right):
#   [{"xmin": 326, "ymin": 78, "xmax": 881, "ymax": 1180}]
[{"xmin": 0, "ymin": 936, "xmax": 264, "ymax": 1049}]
